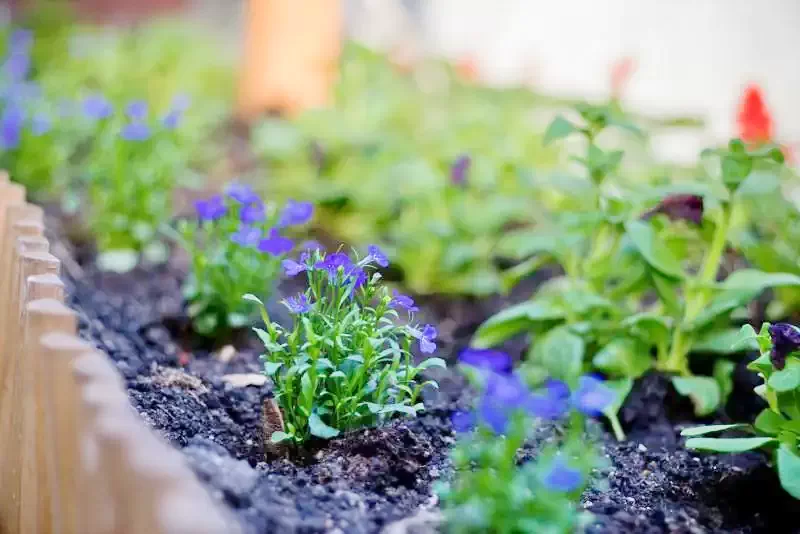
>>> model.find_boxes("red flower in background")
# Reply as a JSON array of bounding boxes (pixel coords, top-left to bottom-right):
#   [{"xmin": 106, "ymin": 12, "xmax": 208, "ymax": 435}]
[
  {"xmin": 610, "ymin": 57, "xmax": 636, "ymax": 100},
  {"xmin": 456, "ymin": 56, "xmax": 479, "ymax": 82},
  {"xmin": 737, "ymin": 84, "xmax": 774, "ymax": 145}
]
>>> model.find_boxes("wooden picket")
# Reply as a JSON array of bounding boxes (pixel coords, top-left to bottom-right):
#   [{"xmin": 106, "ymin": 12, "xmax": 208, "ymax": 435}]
[{"xmin": 0, "ymin": 174, "xmax": 239, "ymax": 534}]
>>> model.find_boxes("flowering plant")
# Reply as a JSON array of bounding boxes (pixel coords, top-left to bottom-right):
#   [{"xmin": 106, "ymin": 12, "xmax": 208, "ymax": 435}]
[
  {"xmin": 439, "ymin": 349, "xmax": 613, "ymax": 533},
  {"xmin": 247, "ymin": 247, "xmax": 445, "ymax": 445},
  {"xmin": 173, "ymin": 183, "xmax": 312, "ymax": 336},
  {"xmin": 682, "ymin": 322, "xmax": 800, "ymax": 498}
]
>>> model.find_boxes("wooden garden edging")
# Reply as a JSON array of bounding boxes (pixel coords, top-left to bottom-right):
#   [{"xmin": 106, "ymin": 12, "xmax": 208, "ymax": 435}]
[{"xmin": 0, "ymin": 171, "xmax": 239, "ymax": 534}]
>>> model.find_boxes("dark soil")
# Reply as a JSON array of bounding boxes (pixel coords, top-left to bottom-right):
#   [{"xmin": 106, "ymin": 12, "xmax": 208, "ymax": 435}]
[{"xmin": 47, "ymin": 217, "xmax": 800, "ymax": 534}]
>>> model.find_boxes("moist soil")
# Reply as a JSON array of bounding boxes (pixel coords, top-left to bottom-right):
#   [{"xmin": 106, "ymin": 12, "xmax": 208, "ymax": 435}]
[{"xmin": 48, "ymin": 218, "xmax": 800, "ymax": 534}]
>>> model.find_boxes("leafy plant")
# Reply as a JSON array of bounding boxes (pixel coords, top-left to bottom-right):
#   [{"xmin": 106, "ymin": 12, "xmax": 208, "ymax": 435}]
[
  {"xmin": 474, "ymin": 103, "xmax": 800, "ymax": 424},
  {"xmin": 682, "ymin": 322, "xmax": 800, "ymax": 498},
  {"xmin": 439, "ymin": 349, "xmax": 613, "ymax": 533},
  {"xmin": 249, "ymin": 247, "xmax": 445, "ymax": 445},
  {"xmin": 171, "ymin": 184, "xmax": 313, "ymax": 336}
]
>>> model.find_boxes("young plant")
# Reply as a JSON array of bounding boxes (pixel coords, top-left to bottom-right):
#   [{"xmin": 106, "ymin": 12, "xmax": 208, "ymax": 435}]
[
  {"xmin": 82, "ymin": 94, "xmax": 191, "ymax": 272},
  {"xmin": 682, "ymin": 322, "xmax": 800, "ymax": 498},
  {"xmin": 173, "ymin": 184, "xmax": 312, "ymax": 337},
  {"xmin": 439, "ymin": 349, "xmax": 613, "ymax": 533},
  {"xmin": 474, "ymin": 103, "xmax": 800, "ymax": 424},
  {"xmin": 249, "ymin": 247, "xmax": 445, "ymax": 445}
]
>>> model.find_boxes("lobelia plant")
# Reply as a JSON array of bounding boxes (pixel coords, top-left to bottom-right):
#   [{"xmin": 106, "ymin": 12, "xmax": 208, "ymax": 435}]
[
  {"xmin": 172, "ymin": 183, "xmax": 313, "ymax": 337},
  {"xmin": 439, "ymin": 348, "xmax": 614, "ymax": 533},
  {"xmin": 682, "ymin": 322, "xmax": 800, "ymax": 498},
  {"xmin": 248, "ymin": 247, "xmax": 446, "ymax": 445},
  {"xmin": 474, "ymin": 102, "xmax": 800, "ymax": 429},
  {"xmin": 82, "ymin": 94, "xmax": 192, "ymax": 272}
]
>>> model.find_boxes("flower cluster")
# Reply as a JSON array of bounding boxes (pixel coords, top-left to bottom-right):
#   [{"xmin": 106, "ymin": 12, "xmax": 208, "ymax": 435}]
[
  {"xmin": 250, "ymin": 248, "xmax": 444, "ymax": 445},
  {"xmin": 439, "ymin": 349, "xmax": 613, "ymax": 533},
  {"xmin": 174, "ymin": 183, "xmax": 313, "ymax": 336}
]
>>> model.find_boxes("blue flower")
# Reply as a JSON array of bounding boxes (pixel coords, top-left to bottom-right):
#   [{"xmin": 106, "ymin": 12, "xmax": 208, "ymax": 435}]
[
  {"xmin": 279, "ymin": 199, "xmax": 313, "ymax": 227},
  {"xmin": 282, "ymin": 258, "xmax": 307, "ymax": 277},
  {"xmin": 458, "ymin": 348, "xmax": 512, "ymax": 375},
  {"xmin": 162, "ymin": 109, "xmax": 182, "ymax": 130},
  {"xmin": 9, "ymin": 29, "xmax": 33, "ymax": 53},
  {"xmin": 299, "ymin": 240, "xmax": 324, "ymax": 252},
  {"xmin": 389, "ymin": 290, "xmax": 418, "ymax": 313},
  {"xmin": 769, "ymin": 323, "xmax": 800, "ymax": 370},
  {"xmin": 451, "ymin": 411, "xmax": 476, "ymax": 433},
  {"xmin": 571, "ymin": 375, "xmax": 614, "ymax": 416},
  {"xmin": 418, "ymin": 324, "xmax": 437, "ymax": 354},
  {"xmin": 194, "ymin": 195, "xmax": 226, "ymax": 221},
  {"xmin": 230, "ymin": 225, "xmax": 261, "ymax": 247},
  {"xmin": 477, "ymin": 371, "xmax": 531, "ymax": 434},
  {"xmin": 240, "ymin": 201, "xmax": 265, "ymax": 224},
  {"xmin": 258, "ymin": 229, "xmax": 294, "ymax": 256},
  {"xmin": 30, "ymin": 113, "xmax": 51, "ymax": 136},
  {"xmin": 1, "ymin": 105, "xmax": 24, "ymax": 149},
  {"xmin": 120, "ymin": 123, "xmax": 151, "ymax": 142},
  {"xmin": 527, "ymin": 379, "xmax": 570, "ymax": 421},
  {"xmin": 226, "ymin": 183, "xmax": 260, "ymax": 205},
  {"xmin": 450, "ymin": 154, "xmax": 471, "ymax": 186},
  {"xmin": 126, "ymin": 100, "xmax": 148, "ymax": 121},
  {"xmin": 4, "ymin": 52, "xmax": 30, "ymax": 82},
  {"xmin": 82, "ymin": 94, "xmax": 113, "ymax": 120},
  {"xmin": 367, "ymin": 244, "xmax": 389, "ymax": 268},
  {"xmin": 283, "ymin": 294, "xmax": 310, "ymax": 314},
  {"xmin": 542, "ymin": 456, "xmax": 583, "ymax": 492}
]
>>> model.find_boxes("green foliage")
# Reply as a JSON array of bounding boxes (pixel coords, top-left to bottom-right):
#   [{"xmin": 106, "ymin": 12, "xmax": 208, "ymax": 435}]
[
  {"xmin": 683, "ymin": 322, "xmax": 800, "ymax": 498},
  {"xmin": 250, "ymin": 249, "xmax": 444, "ymax": 444}
]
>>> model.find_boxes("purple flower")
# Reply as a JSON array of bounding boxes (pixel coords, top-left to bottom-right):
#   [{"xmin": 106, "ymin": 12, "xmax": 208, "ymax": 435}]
[
  {"xmin": 1, "ymin": 105, "xmax": 24, "ymax": 149},
  {"xmin": 226, "ymin": 183, "xmax": 260, "ymax": 205},
  {"xmin": 543, "ymin": 456, "xmax": 583, "ymax": 492},
  {"xmin": 9, "ymin": 29, "xmax": 33, "ymax": 53},
  {"xmin": 451, "ymin": 411, "xmax": 476, "ymax": 433},
  {"xmin": 527, "ymin": 379, "xmax": 570, "ymax": 420},
  {"xmin": 419, "ymin": 324, "xmax": 437, "ymax": 354},
  {"xmin": 120, "ymin": 123, "xmax": 151, "ymax": 142},
  {"xmin": 450, "ymin": 154, "xmax": 471, "ymax": 186},
  {"xmin": 4, "ymin": 52, "xmax": 30, "ymax": 82},
  {"xmin": 258, "ymin": 229, "xmax": 294, "ymax": 256},
  {"xmin": 30, "ymin": 113, "xmax": 50, "ymax": 136},
  {"xmin": 458, "ymin": 348, "xmax": 513, "ymax": 375},
  {"xmin": 195, "ymin": 195, "xmax": 226, "ymax": 221},
  {"xmin": 389, "ymin": 290, "xmax": 419, "ymax": 313},
  {"xmin": 283, "ymin": 294, "xmax": 310, "ymax": 314},
  {"xmin": 126, "ymin": 100, "xmax": 148, "ymax": 121},
  {"xmin": 230, "ymin": 225, "xmax": 261, "ymax": 247},
  {"xmin": 240, "ymin": 201, "xmax": 265, "ymax": 224},
  {"xmin": 162, "ymin": 109, "xmax": 182, "ymax": 129},
  {"xmin": 367, "ymin": 244, "xmax": 389, "ymax": 268},
  {"xmin": 769, "ymin": 323, "xmax": 800, "ymax": 370},
  {"xmin": 642, "ymin": 194, "xmax": 704, "ymax": 226},
  {"xmin": 314, "ymin": 253, "xmax": 367, "ymax": 289},
  {"xmin": 282, "ymin": 258, "xmax": 308, "ymax": 277},
  {"xmin": 571, "ymin": 375, "xmax": 614, "ymax": 417},
  {"xmin": 279, "ymin": 200, "xmax": 313, "ymax": 227},
  {"xmin": 478, "ymin": 371, "xmax": 531, "ymax": 434},
  {"xmin": 82, "ymin": 94, "xmax": 113, "ymax": 120},
  {"xmin": 299, "ymin": 240, "xmax": 324, "ymax": 252}
]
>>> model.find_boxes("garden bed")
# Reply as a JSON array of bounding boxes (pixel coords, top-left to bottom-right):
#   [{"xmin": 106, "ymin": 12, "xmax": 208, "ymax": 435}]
[{"xmin": 50, "ymin": 215, "xmax": 798, "ymax": 534}]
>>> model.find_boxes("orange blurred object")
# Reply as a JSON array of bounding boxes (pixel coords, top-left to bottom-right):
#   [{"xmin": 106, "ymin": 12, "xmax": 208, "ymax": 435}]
[
  {"xmin": 737, "ymin": 83, "xmax": 774, "ymax": 145},
  {"xmin": 456, "ymin": 56, "xmax": 479, "ymax": 82},
  {"xmin": 236, "ymin": 0, "xmax": 342, "ymax": 121}
]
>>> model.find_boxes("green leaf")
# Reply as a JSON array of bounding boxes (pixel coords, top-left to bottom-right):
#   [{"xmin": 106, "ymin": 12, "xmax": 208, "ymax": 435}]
[
  {"xmin": 243, "ymin": 293, "xmax": 264, "ymax": 306},
  {"xmin": 721, "ymin": 269, "xmax": 800, "ymax": 292},
  {"xmin": 535, "ymin": 326, "xmax": 585, "ymax": 382},
  {"xmin": 380, "ymin": 403, "xmax": 419, "ymax": 417},
  {"xmin": 417, "ymin": 358, "xmax": 447, "ymax": 370},
  {"xmin": 685, "ymin": 436, "xmax": 776, "ymax": 453},
  {"xmin": 472, "ymin": 300, "xmax": 564, "ymax": 348},
  {"xmin": 270, "ymin": 431, "xmax": 292, "ymax": 443},
  {"xmin": 97, "ymin": 249, "xmax": 139, "ymax": 273},
  {"xmin": 602, "ymin": 378, "xmax": 633, "ymax": 441},
  {"xmin": 693, "ymin": 328, "xmax": 757, "ymax": 354},
  {"xmin": 543, "ymin": 115, "xmax": 578, "ymax": 145},
  {"xmin": 689, "ymin": 288, "xmax": 760, "ymax": 331},
  {"xmin": 754, "ymin": 409, "xmax": 786, "ymax": 435},
  {"xmin": 227, "ymin": 312, "xmax": 250, "ymax": 328},
  {"xmin": 624, "ymin": 220, "xmax": 684, "ymax": 279},
  {"xmin": 768, "ymin": 359, "xmax": 800, "ymax": 392},
  {"xmin": 592, "ymin": 338, "xmax": 652, "ymax": 378},
  {"xmin": 672, "ymin": 376, "xmax": 721, "ymax": 416},
  {"xmin": 308, "ymin": 413, "xmax": 340, "ymax": 439},
  {"xmin": 680, "ymin": 424, "xmax": 749, "ymax": 437},
  {"xmin": 777, "ymin": 445, "xmax": 800, "ymax": 499},
  {"xmin": 263, "ymin": 361, "xmax": 282, "ymax": 376},
  {"xmin": 714, "ymin": 360, "xmax": 736, "ymax": 405},
  {"xmin": 730, "ymin": 324, "xmax": 759, "ymax": 351}
]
